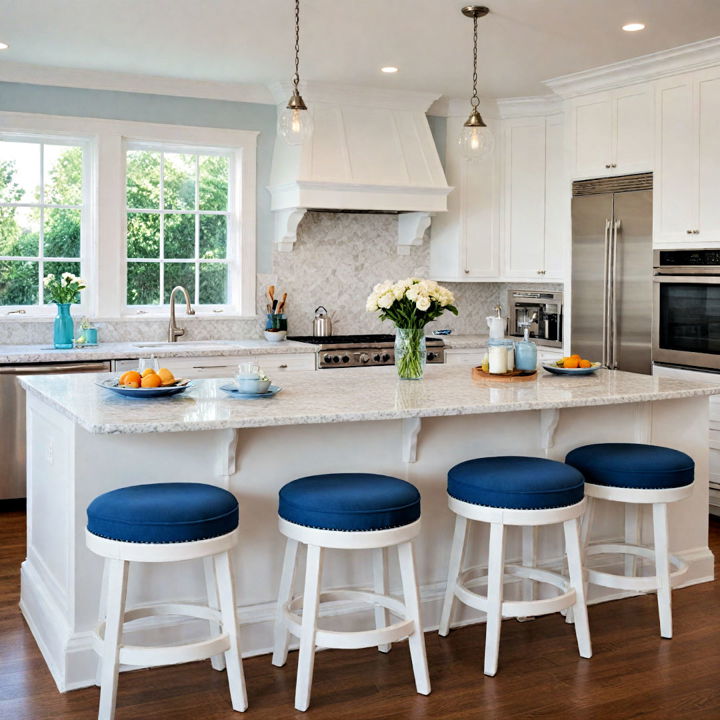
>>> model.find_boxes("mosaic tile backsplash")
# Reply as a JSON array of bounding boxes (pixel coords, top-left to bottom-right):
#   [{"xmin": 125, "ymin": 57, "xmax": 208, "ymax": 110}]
[{"xmin": 1, "ymin": 211, "xmax": 561, "ymax": 345}]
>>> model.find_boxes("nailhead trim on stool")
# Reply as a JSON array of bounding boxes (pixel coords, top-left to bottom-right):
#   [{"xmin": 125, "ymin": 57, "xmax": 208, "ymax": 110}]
[
  {"xmin": 565, "ymin": 443, "xmax": 694, "ymax": 639},
  {"xmin": 272, "ymin": 473, "xmax": 430, "ymax": 712},
  {"xmin": 86, "ymin": 483, "xmax": 247, "ymax": 720},
  {"xmin": 439, "ymin": 456, "xmax": 592, "ymax": 677}
]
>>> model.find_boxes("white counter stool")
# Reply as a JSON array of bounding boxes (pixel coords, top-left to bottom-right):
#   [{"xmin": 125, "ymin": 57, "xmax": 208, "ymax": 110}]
[
  {"xmin": 86, "ymin": 483, "xmax": 247, "ymax": 720},
  {"xmin": 271, "ymin": 473, "xmax": 430, "ymax": 712},
  {"xmin": 438, "ymin": 456, "xmax": 592, "ymax": 677},
  {"xmin": 565, "ymin": 443, "xmax": 694, "ymax": 638}
]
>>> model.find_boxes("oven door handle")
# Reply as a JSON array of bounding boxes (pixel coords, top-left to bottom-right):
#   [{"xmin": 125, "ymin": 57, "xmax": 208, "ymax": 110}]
[
  {"xmin": 611, "ymin": 219, "xmax": 621, "ymax": 370},
  {"xmin": 602, "ymin": 218, "xmax": 611, "ymax": 368}
]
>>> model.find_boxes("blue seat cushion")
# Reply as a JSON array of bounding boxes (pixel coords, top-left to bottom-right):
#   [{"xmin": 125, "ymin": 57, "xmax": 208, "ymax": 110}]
[
  {"xmin": 448, "ymin": 456, "xmax": 585, "ymax": 510},
  {"xmin": 87, "ymin": 483, "xmax": 239, "ymax": 543},
  {"xmin": 278, "ymin": 473, "xmax": 421, "ymax": 531},
  {"xmin": 565, "ymin": 443, "xmax": 694, "ymax": 490}
]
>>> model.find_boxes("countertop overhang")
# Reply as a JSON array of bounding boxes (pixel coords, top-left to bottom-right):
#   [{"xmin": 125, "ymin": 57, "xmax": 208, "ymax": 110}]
[{"xmin": 20, "ymin": 366, "xmax": 720, "ymax": 435}]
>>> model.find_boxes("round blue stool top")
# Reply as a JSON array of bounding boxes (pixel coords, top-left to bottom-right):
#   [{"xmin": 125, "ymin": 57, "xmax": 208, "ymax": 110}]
[
  {"xmin": 565, "ymin": 443, "xmax": 694, "ymax": 490},
  {"xmin": 278, "ymin": 473, "xmax": 421, "ymax": 531},
  {"xmin": 87, "ymin": 483, "xmax": 239, "ymax": 543},
  {"xmin": 448, "ymin": 456, "xmax": 585, "ymax": 510}
]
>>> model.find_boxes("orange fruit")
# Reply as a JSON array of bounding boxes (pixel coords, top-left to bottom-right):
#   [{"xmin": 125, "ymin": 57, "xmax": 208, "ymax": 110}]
[
  {"xmin": 142, "ymin": 368, "xmax": 157, "ymax": 377},
  {"xmin": 564, "ymin": 357, "xmax": 580, "ymax": 369},
  {"xmin": 126, "ymin": 380, "xmax": 140, "ymax": 389},
  {"xmin": 561, "ymin": 357, "xmax": 574, "ymax": 367},
  {"xmin": 141, "ymin": 373, "xmax": 162, "ymax": 388},
  {"xmin": 579, "ymin": 359, "xmax": 593, "ymax": 368},
  {"xmin": 118, "ymin": 371, "xmax": 131, "ymax": 385},
  {"xmin": 157, "ymin": 368, "xmax": 175, "ymax": 386},
  {"xmin": 121, "ymin": 371, "xmax": 141, "ymax": 387},
  {"xmin": 571, "ymin": 354, "xmax": 581, "ymax": 359}
]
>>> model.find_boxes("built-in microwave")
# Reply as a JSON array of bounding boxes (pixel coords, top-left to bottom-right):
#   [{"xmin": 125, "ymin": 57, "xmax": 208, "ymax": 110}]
[{"xmin": 653, "ymin": 249, "xmax": 720, "ymax": 371}]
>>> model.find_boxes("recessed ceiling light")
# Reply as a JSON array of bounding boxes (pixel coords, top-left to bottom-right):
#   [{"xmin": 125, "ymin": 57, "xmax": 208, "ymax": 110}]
[
  {"xmin": 0, "ymin": 42, "xmax": 8, "ymax": 50},
  {"xmin": 622, "ymin": 23, "xmax": 645, "ymax": 32},
  {"xmin": 381, "ymin": 66, "xmax": 398, "ymax": 74}
]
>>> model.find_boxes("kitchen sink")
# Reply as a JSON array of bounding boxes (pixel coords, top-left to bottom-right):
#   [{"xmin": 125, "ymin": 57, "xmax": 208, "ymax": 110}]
[{"xmin": 132, "ymin": 341, "xmax": 237, "ymax": 349}]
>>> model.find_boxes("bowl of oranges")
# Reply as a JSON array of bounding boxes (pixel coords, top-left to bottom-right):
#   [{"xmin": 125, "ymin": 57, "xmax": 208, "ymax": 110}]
[
  {"xmin": 542, "ymin": 354, "xmax": 602, "ymax": 376},
  {"xmin": 98, "ymin": 366, "xmax": 191, "ymax": 398}
]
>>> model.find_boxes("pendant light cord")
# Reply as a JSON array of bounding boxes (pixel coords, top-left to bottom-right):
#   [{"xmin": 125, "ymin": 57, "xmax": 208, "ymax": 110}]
[
  {"xmin": 471, "ymin": 14, "xmax": 479, "ymax": 109},
  {"xmin": 293, "ymin": 0, "xmax": 301, "ymax": 91}
]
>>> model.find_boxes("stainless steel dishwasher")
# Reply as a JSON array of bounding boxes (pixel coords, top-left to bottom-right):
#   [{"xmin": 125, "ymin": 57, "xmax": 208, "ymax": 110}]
[{"xmin": 0, "ymin": 360, "xmax": 111, "ymax": 500}]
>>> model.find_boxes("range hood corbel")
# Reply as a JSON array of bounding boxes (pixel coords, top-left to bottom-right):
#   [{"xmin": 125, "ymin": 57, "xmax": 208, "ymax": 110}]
[{"xmin": 268, "ymin": 82, "xmax": 451, "ymax": 253}]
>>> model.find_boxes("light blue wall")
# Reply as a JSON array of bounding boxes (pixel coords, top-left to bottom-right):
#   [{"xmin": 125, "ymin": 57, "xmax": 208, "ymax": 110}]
[
  {"xmin": 0, "ymin": 81, "xmax": 448, "ymax": 273},
  {"xmin": 0, "ymin": 81, "xmax": 278, "ymax": 272}
]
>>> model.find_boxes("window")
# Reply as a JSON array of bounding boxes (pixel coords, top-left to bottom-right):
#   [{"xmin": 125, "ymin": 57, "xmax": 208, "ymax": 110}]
[
  {"xmin": 0, "ymin": 138, "xmax": 85, "ymax": 307},
  {"xmin": 125, "ymin": 145, "xmax": 232, "ymax": 308}
]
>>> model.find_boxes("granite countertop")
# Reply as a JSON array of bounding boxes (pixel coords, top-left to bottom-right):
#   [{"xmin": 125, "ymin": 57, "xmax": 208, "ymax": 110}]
[
  {"xmin": 0, "ymin": 339, "xmax": 318, "ymax": 364},
  {"xmin": 20, "ymin": 365, "xmax": 720, "ymax": 435}
]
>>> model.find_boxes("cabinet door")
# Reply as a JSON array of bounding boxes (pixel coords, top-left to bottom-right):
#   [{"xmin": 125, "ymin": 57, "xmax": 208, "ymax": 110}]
[
  {"xmin": 543, "ymin": 115, "xmax": 566, "ymax": 280},
  {"xmin": 571, "ymin": 93, "xmax": 613, "ymax": 179},
  {"xmin": 613, "ymin": 85, "xmax": 654, "ymax": 175},
  {"xmin": 697, "ymin": 68, "xmax": 720, "ymax": 243},
  {"xmin": 654, "ymin": 75, "xmax": 697, "ymax": 245},
  {"xmin": 503, "ymin": 119, "xmax": 547, "ymax": 278}
]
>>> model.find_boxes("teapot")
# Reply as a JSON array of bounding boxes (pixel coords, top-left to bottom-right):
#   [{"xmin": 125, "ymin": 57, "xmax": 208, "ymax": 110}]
[{"xmin": 312, "ymin": 306, "xmax": 333, "ymax": 337}]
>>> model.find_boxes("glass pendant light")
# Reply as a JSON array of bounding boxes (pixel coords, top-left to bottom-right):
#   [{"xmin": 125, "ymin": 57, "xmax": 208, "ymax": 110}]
[
  {"xmin": 458, "ymin": 6, "xmax": 494, "ymax": 162},
  {"xmin": 278, "ymin": 0, "xmax": 313, "ymax": 145}
]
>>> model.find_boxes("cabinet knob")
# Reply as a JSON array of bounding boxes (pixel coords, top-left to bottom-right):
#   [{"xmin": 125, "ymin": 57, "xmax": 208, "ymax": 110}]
[
  {"xmin": 695, "ymin": 229, "xmax": 700, "ymax": 234},
  {"xmin": 611, "ymin": 163, "xmax": 617, "ymax": 168},
  {"xmin": 687, "ymin": 229, "xmax": 693, "ymax": 234},
  {"xmin": 605, "ymin": 164, "xmax": 611, "ymax": 169},
  {"xmin": 464, "ymin": 268, "xmax": 469, "ymax": 274},
  {"xmin": 278, "ymin": 363, "xmax": 288, "ymax": 369}
]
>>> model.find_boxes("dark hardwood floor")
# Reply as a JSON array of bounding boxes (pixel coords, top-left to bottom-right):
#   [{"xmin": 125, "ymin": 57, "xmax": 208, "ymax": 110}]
[{"xmin": 1, "ymin": 508, "xmax": 719, "ymax": 719}]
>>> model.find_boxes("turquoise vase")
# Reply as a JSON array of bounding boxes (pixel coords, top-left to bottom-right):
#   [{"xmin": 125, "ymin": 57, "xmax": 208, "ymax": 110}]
[{"xmin": 53, "ymin": 303, "xmax": 74, "ymax": 349}]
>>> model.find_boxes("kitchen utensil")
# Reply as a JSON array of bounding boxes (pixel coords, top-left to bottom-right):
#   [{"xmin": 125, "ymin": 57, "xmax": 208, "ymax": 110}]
[
  {"xmin": 264, "ymin": 330, "xmax": 287, "ymax": 342},
  {"xmin": 313, "ymin": 306, "xmax": 333, "ymax": 337},
  {"xmin": 277, "ymin": 292, "xmax": 288, "ymax": 313},
  {"xmin": 542, "ymin": 362, "xmax": 601, "ymax": 376},
  {"xmin": 219, "ymin": 383, "xmax": 282, "ymax": 399},
  {"xmin": 97, "ymin": 379, "xmax": 192, "ymax": 398},
  {"xmin": 234, "ymin": 377, "xmax": 272, "ymax": 394},
  {"xmin": 486, "ymin": 315, "xmax": 505, "ymax": 339},
  {"xmin": 472, "ymin": 367, "xmax": 537, "ymax": 383}
]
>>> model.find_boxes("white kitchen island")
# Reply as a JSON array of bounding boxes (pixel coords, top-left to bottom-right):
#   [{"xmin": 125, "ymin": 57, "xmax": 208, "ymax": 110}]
[{"xmin": 19, "ymin": 366, "xmax": 720, "ymax": 692}]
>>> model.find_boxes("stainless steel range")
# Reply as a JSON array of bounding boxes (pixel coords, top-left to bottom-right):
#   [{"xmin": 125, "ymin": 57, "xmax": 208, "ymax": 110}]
[{"xmin": 287, "ymin": 334, "xmax": 445, "ymax": 369}]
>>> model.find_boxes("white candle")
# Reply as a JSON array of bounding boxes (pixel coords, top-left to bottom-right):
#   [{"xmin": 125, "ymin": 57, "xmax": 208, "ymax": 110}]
[{"xmin": 488, "ymin": 344, "xmax": 507, "ymax": 374}]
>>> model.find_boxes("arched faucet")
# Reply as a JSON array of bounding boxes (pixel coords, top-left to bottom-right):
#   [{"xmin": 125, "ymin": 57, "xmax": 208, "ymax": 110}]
[{"xmin": 168, "ymin": 286, "xmax": 195, "ymax": 342}]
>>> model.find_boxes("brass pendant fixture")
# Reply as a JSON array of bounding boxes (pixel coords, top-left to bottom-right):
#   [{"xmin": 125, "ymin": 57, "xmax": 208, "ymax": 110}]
[
  {"xmin": 458, "ymin": 5, "xmax": 494, "ymax": 161},
  {"xmin": 278, "ymin": 0, "xmax": 313, "ymax": 145}
]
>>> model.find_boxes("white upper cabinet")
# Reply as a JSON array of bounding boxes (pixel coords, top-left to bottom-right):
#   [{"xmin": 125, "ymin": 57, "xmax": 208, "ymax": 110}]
[
  {"xmin": 430, "ymin": 114, "xmax": 500, "ymax": 280},
  {"xmin": 654, "ymin": 66, "xmax": 720, "ymax": 246},
  {"xmin": 502, "ymin": 113, "xmax": 566, "ymax": 281},
  {"xmin": 569, "ymin": 85, "xmax": 654, "ymax": 179}
]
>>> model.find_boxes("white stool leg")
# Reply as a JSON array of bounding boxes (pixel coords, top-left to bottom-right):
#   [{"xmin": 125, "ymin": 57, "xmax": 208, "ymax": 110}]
[
  {"xmin": 204, "ymin": 555, "xmax": 226, "ymax": 672},
  {"xmin": 95, "ymin": 559, "xmax": 109, "ymax": 687},
  {"xmin": 624, "ymin": 503, "xmax": 641, "ymax": 578},
  {"xmin": 98, "ymin": 558, "xmax": 128, "ymax": 720},
  {"xmin": 272, "ymin": 538, "xmax": 299, "ymax": 667},
  {"xmin": 439, "ymin": 515, "xmax": 468, "ymax": 637},
  {"xmin": 519, "ymin": 525, "xmax": 537, "ymax": 622},
  {"xmin": 652, "ymin": 503, "xmax": 673, "ymax": 639},
  {"xmin": 397, "ymin": 541, "xmax": 431, "ymax": 696},
  {"xmin": 483, "ymin": 522, "xmax": 506, "ymax": 677},
  {"xmin": 214, "ymin": 551, "xmax": 248, "ymax": 712},
  {"xmin": 373, "ymin": 547, "xmax": 391, "ymax": 653},
  {"xmin": 563, "ymin": 518, "xmax": 592, "ymax": 659},
  {"xmin": 295, "ymin": 544, "xmax": 323, "ymax": 712},
  {"xmin": 566, "ymin": 496, "xmax": 595, "ymax": 625}
]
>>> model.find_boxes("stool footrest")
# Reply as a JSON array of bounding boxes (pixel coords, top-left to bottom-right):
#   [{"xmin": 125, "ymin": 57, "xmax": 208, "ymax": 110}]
[
  {"xmin": 284, "ymin": 589, "xmax": 415, "ymax": 650},
  {"xmin": 586, "ymin": 543, "xmax": 689, "ymax": 592},
  {"xmin": 455, "ymin": 563, "xmax": 577, "ymax": 618},
  {"xmin": 94, "ymin": 602, "xmax": 231, "ymax": 668}
]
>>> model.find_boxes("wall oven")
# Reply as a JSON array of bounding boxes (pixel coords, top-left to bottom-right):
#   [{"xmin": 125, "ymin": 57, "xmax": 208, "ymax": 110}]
[{"xmin": 653, "ymin": 249, "xmax": 720, "ymax": 371}]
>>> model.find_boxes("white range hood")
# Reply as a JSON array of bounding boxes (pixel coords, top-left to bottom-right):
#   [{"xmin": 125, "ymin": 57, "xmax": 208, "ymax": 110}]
[{"xmin": 268, "ymin": 83, "xmax": 452, "ymax": 254}]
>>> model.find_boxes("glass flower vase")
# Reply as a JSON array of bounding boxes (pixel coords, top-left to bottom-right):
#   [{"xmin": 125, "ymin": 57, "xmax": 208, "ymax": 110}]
[
  {"xmin": 53, "ymin": 303, "xmax": 74, "ymax": 349},
  {"xmin": 395, "ymin": 328, "xmax": 426, "ymax": 380}
]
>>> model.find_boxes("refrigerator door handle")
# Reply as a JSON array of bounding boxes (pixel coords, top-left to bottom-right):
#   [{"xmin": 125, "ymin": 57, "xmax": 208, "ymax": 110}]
[
  {"xmin": 602, "ymin": 218, "xmax": 612, "ymax": 367},
  {"xmin": 611, "ymin": 219, "xmax": 621, "ymax": 369}
]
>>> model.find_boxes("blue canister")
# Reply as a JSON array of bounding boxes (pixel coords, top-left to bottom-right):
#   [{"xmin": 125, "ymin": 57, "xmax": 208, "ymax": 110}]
[
  {"xmin": 514, "ymin": 327, "xmax": 537, "ymax": 371},
  {"xmin": 84, "ymin": 327, "xmax": 98, "ymax": 345}
]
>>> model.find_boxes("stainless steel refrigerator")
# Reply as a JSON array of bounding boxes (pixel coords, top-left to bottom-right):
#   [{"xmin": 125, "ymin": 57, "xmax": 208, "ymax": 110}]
[{"xmin": 571, "ymin": 174, "xmax": 653, "ymax": 374}]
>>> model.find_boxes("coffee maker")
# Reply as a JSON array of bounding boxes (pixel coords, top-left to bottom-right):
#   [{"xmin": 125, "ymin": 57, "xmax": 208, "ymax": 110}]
[{"xmin": 507, "ymin": 289, "xmax": 563, "ymax": 348}]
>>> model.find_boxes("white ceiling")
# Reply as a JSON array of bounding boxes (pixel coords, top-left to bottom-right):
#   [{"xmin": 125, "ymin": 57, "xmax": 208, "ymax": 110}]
[{"xmin": 2, "ymin": 0, "xmax": 720, "ymax": 101}]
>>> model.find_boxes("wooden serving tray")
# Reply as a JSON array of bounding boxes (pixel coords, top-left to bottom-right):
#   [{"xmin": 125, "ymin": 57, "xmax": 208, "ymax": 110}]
[{"xmin": 471, "ymin": 367, "xmax": 538, "ymax": 383}]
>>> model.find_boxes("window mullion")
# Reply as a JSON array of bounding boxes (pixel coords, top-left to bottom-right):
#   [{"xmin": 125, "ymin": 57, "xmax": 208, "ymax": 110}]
[
  {"xmin": 39, "ymin": 143, "xmax": 45, "ymax": 304},
  {"xmin": 159, "ymin": 152, "xmax": 165, "ymax": 305},
  {"xmin": 195, "ymin": 154, "xmax": 200, "ymax": 305}
]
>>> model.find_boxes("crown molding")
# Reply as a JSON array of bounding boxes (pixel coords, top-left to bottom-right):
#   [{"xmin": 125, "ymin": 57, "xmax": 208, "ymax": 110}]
[
  {"xmin": 427, "ymin": 96, "xmax": 499, "ymax": 119},
  {"xmin": 544, "ymin": 36, "xmax": 720, "ymax": 99},
  {"xmin": 268, "ymin": 81, "xmax": 441, "ymax": 112},
  {"xmin": 0, "ymin": 60, "xmax": 274, "ymax": 104},
  {"xmin": 496, "ymin": 95, "xmax": 562, "ymax": 119}
]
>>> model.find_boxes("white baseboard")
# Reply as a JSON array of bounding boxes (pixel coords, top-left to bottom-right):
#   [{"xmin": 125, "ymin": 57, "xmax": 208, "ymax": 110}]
[{"xmin": 21, "ymin": 543, "xmax": 715, "ymax": 693}]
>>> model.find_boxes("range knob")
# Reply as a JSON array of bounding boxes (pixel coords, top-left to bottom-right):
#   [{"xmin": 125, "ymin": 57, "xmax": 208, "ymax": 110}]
[
  {"xmin": 382, "ymin": 353, "xmax": 391, "ymax": 362},
  {"xmin": 323, "ymin": 354, "xmax": 333, "ymax": 364},
  {"xmin": 359, "ymin": 353, "xmax": 370, "ymax": 364},
  {"xmin": 373, "ymin": 353, "xmax": 381, "ymax": 362},
  {"xmin": 332, "ymin": 355, "xmax": 340, "ymax": 363},
  {"xmin": 341, "ymin": 355, "xmax": 350, "ymax": 364},
  {"xmin": 427, "ymin": 352, "xmax": 437, "ymax": 361}
]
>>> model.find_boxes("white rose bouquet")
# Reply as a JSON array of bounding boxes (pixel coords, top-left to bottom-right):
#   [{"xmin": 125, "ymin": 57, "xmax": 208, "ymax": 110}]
[
  {"xmin": 366, "ymin": 278, "xmax": 458, "ymax": 379},
  {"xmin": 43, "ymin": 272, "xmax": 87, "ymax": 304}
]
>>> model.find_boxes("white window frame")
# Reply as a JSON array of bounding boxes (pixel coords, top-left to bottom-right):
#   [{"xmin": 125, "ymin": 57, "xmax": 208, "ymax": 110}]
[
  {"xmin": 0, "ymin": 131, "xmax": 92, "ymax": 317},
  {"xmin": 0, "ymin": 112, "xmax": 257, "ymax": 321}
]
